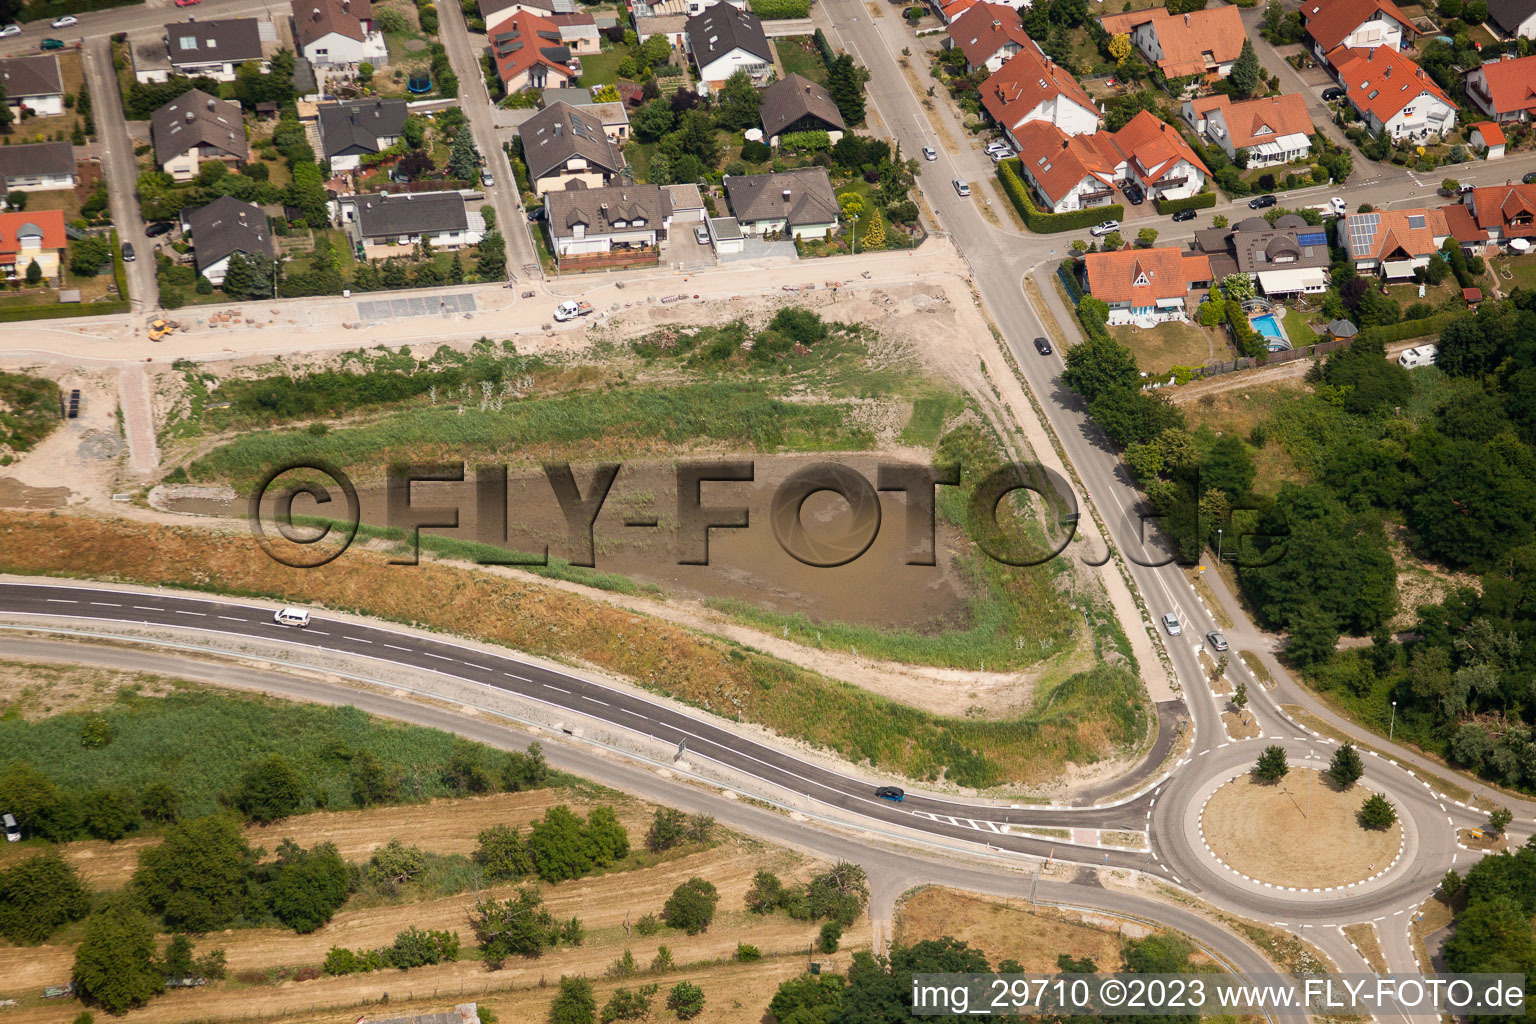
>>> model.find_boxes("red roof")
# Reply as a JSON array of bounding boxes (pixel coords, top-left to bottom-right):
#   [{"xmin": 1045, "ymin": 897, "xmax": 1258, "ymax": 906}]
[
  {"xmin": 1471, "ymin": 120, "xmax": 1507, "ymax": 145},
  {"xmin": 1440, "ymin": 201, "xmax": 1489, "ymax": 243},
  {"xmin": 947, "ymin": 2, "xmax": 1032, "ymax": 69},
  {"xmin": 1301, "ymin": 0, "xmax": 1417, "ymax": 53},
  {"xmin": 1328, "ymin": 45, "xmax": 1453, "ymax": 124},
  {"xmin": 1466, "ymin": 183, "xmax": 1536, "ymax": 236},
  {"xmin": 0, "ymin": 209, "xmax": 64, "ymax": 259},
  {"xmin": 1186, "ymin": 93, "xmax": 1315, "ymax": 149},
  {"xmin": 939, "ymin": 0, "xmax": 977, "ymax": 23},
  {"xmin": 1112, "ymin": 109, "xmax": 1210, "ymax": 184},
  {"xmin": 1098, "ymin": 6, "xmax": 1244, "ymax": 79},
  {"xmin": 493, "ymin": 9, "xmax": 574, "ymax": 86},
  {"xmin": 1011, "ymin": 118, "xmax": 1120, "ymax": 205},
  {"xmin": 1468, "ymin": 55, "xmax": 1536, "ymax": 117},
  {"xmin": 979, "ymin": 35, "xmax": 1097, "ymax": 132},
  {"xmin": 1085, "ymin": 246, "xmax": 1201, "ymax": 304}
]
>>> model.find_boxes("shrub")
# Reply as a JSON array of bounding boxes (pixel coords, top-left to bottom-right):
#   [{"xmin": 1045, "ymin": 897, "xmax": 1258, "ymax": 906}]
[
  {"xmin": 819, "ymin": 920, "xmax": 842, "ymax": 952},
  {"xmin": 1154, "ymin": 192, "xmax": 1216, "ymax": 214},
  {"xmin": 635, "ymin": 913, "xmax": 661, "ymax": 936},
  {"xmin": 232, "ymin": 753, "xmax": 304, "ymax": 822},
  {"xmin": 749, "ymin": 0, "xmax": 810, "ymax": 15},
  {"xmin": 668, "ymin": 981, "xmax": 705, "ymax": 1020},
  {"xmin": 0, "ymin": 851, "xmax": 91, "ymax": 944},
  {"xmin": 645, "ymin": 807, "xmax": 688, "ymax": 853},
  {"xmin": 780, "ymin": 129, "xmax": 831, "ymax": 151},
  {"xmin": 734, "ymin": 942, "xmax": 761, "ymax": 961},
  {"xmin": 1359, "ymin": 793, "xmax": 1397, "ymax": 830},
  {"xmin": 997, "ymin": 158, "xmax": 1123, "ymax": 232},
  {"xmin": 741, "ymin": 139, "xmax": 770, "ymax": 162},
  {"xmin": 662, "ymin": 877, "xmax": 719, "ymax": 934}
]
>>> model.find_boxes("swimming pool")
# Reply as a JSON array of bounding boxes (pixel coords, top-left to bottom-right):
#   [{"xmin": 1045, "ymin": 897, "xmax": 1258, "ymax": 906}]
[{"xmin": 1252, "ymin": 314, "xmax": 1283, "ymax": 340}]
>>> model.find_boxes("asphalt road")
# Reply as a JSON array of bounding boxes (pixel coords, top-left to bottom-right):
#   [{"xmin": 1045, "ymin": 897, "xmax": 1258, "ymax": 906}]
[{"xmin": 81, "ymin": 36, "xmax": 157, "ymax": 314}]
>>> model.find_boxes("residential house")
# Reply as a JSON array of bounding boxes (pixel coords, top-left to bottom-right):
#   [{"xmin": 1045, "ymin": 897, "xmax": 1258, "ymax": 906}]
[
  {"xmin": 151, "ymin": 89, "xmax": 249, "ymax": 181},
  {"xmin": 0, "ymin": 142, "xmax": 76, "ymax": 195},
  {"xmin": 1192, "ymin": 214, "xmax": 1331, "ymax": 296},
  {"xmin": 317, "ymin": 97, "xmax": 408, "ymax": 172},
  {"xmin": 1300, "ymin": 0, "xmax": 1416, "ymax": 62},
  {"xmin": 1470, "ymin": 121, "xmax": 1507, "ymax": 157},
  {"xmin": 163, "ymin": 18, "xmax": 267, "ymax": 81},
  {"xmin": 480, "ymin": 0, "xmax": 573, "ymax": 23},
  {"xmin": 1466, "ymin": 54, "xmax": 1536, "ymax": 123},
  {"xmin": 1341, "ymin": 207, "xmax": 1451, "ymax": 276},
  {"xmin": 1329, "ymin": 45, "xmax": 1457, "ymax": 141},
  {"xmin": 946, "ymin": 2, "xmax": 1032, "ymax": 73},
  {"xmin": 1113, "ymin": 109, "xmax": 1209, "ymax": 202},
  {"xmin": 723, "ymin": 167, "xmax": 839, "ymax": 239},
  {"xmin": 336, "ymin": 191, "xmax": 485, "ymax": 256},
  {"xmin": 1010, "ymin": 118, "xmax": 1122, "ymax": 212},
  {"xmin": 684, "ymin": 5, "xmax": 771, "ymax": 93},
  {"xmin": 0, "ymin": 55, "xmax": 64, "ymax": 117},
  {"xmin": 518, "ymin": 101, "xmax": 623, "ymax": 195},
  {"xmin": 634, "ymin": 13, "xmax": 689, "ymax": 46},
  {"xmin": 1084, "ymin": 246, "xmax": 1210, "ymax": 325},
  {"xmin": 293, "ymin": 0, "xmax": 387, "ymax": 68},
  {"xmin": 938, "ymin": 0, "xmax": 977, "ymax": 23},
  {"xmin": 1457, "ymin": 183, "xmax": 1536, "ymax": 247},
  {"xmin": 544, "ymin": 182, "xmax": 671, "ymax": 263},
  {"xmin": 979, "ymin": 39, "xmax": 1099, "ymax": 141},
  {"xmin": 181, "ymin": 195, "xmax": 273, "ymax": 286},
  {"xmin": 759, "ymin": 73, "xmax": 845, "ymax": 147},
  {"xmin": 0, "ymin": 209, "xmax": 66, "ymax": 281},
  {"xmin": 630, "ymin": 0, "xmax": 746, "ymax": 21},
  {"xmin": 548, "ymin": 12, "xmax": 600, "ymax": 53},
  {"xmin": 1486, "ymin": 0, "xmax": 1536, "ymax": 39},
  {"xmin": 492, "ymin": 10, "xmax": 576, "ymax": 93},
  {"xmin": 538, "ymin": 88, "xmax": 631, "ymax": 140},
  {"xmin": 1097, "ymin": 6, "xmax": 1245, "ymax": 80},
  {"xmin": 664, "ymin": 182, "xmax": 706, "ymax": 222},
  {"xmin": 1181, "ymin": 93, "xmax": 1314, "ymax": 166}
]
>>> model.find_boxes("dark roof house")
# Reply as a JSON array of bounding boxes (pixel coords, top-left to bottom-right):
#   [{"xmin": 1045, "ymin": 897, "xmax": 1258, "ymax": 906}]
[
  {"xmin": 0, "ymin": 55, "xmax": 63, "ymax": 101},
  {"xmin": 724, "ymin": 168, "xmax": 839, "ymax": 228},
  {"xmin": 164, "ymin": 18, "xmax": 265, "ymax": 68},
  {"xmin": 546, "ymin": 182, "xmax": 671, "ymax": 240},
  {"xmin": 517, "ymin": 100, "xmax": 621, "ymax": 179},
  {"xmin": 151, "ymin": 89, "xmax": 249, "ymax": 164},
  {"xmin": 317, "ymin": 98, "xmax": 409, "ymax": 158},
  {"xmin": 294, "ymin": 0, "xmax": 376, "ymax": 48},
  {"xmin": 183, "ymin": 195, "xmax": 272, "ymax": 274},
  {"xmin": 350, "ymin": 190, "xmax": 469, "ymax": 239},
  {"xmin": 1486, "ymin": 0, "xmax": 1536, "ymax": 36},
  {"xmin": 0, "ymin": 142, "xmax": 75, "ymax": 188},
  {"xmin": 759, "ymin": 73, "xmax": 845, "ymax": 140},
  {"xmin": 684, "ymin": 5, "xmax": 770, "ymax": 70}
]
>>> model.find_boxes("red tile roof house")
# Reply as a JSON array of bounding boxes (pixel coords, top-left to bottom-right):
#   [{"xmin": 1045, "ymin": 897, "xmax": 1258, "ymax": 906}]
[
  {"xmin": 1097, "ymin": 6, "xmax": 1244, "ymax": 83},
  {"xmin": 0, "ymin": 209, "xmax": 66, "ymax": 282},
  {"xmin": 946, "ymin": 3, "xmax": 1032, "ymax": 73},
  {"xmin": 1466, "ymin": 54, "xmax": 1536, "ymax": 123},
  {"xmin": 1012, "ymin": 110, "xmax": 1210, "ymax": 211},
  {"xmin": 1454, "ymin": 183, "xmax": 1536, "ymax": 248},
  {"xmin": 1181, "ymin": 93, "xmax": 1315, "ymax": 166},
  {"xmin": 1341, "ymin": 207, "xmax": 1450, "ymax": 277},
  {"xmin": 1084, "ymin": 246, "xmax": 1212, "ymax": 325},
  {"xmin": 1113, "ymin": 109, "xmax": 1210, "ymax": 202},
  {"xmin": 1469, "ymin": 121, "xmax": 1507, "ymax": 157},
  {"xmin": 493, "ymin": 9, "xmax": 577, "ymax": 93},
  {"xmin": 1328, "ymin": 45, "xmax": 1457, "ymax": 142},
  {"xmin": 978, "ymin": 33, "xmax": 1100, "ymax": 141},
  {"xmin": 1300, "ymin": 0, "xmax": 1417, "ymax": 63}
]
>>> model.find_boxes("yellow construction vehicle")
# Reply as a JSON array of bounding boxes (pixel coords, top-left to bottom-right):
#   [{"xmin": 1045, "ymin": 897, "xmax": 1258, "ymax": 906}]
[{"xmin": 147, "ymin": 317, "xmax": 182, "ymax": 341}]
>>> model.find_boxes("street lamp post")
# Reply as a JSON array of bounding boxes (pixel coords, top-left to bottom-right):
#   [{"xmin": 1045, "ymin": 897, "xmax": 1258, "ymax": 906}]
[
  {"xmin": 1217, "ymin": 527, "xmax": 1224, "ymax": 565},
  {"xmin": 851, "ymin": 213, "xmax": 859, "ymax": 255},
  {"xmin": 1305, "ymin": 748, "xmax": 1313, "ymax": 819},
  {"xmin": 1389, "ymin": 700, "xmax": 1398, "ymax": 743}
]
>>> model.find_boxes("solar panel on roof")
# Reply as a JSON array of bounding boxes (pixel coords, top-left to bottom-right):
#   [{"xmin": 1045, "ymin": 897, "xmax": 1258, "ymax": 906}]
[
  {"xmin": 1408, "ymin": 215, "xmax": 1426, "ymax": 229},
  {"xmin": 1297, "ymin": 231, "xmax": 1326, "ymax": 246}
]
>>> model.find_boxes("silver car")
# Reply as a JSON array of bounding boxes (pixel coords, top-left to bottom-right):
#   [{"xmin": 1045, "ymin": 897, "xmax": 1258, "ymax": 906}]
[
  {"xmin": 1206, "ymin": 631, "xmax": 1228, "ymax": 652},
  {"xmin": 923, "ymin": 146, "xmax": 937, "ymax": 161},
  {"xmin": 1161, "ymin": 613, "xmax": 1182, "ymax": 636},
  {"xmin": 953, "ymin": 178, "xmax": 971, "ymax": 197}
]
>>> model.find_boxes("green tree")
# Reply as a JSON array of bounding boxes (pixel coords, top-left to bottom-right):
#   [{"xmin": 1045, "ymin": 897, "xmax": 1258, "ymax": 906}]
[
  {"xmin": 1487, "ymin": 806, "xmax": 1514, "ymax": 836},
  {"xmin": 745, "ymin": 869, "xmax": 783, "ymax": 914},
  {"xmin": 81, "ymin": 788, "xmax": 138, "ymax": 841},
  {"xmin": 549, "ymin": 976, "xmax": 597, "ymax": 1024},
  {"xmin": 1358, "ymin": 793, "xmax": 1397, "ymax": 830},
  {"xmin": 474, "ymin": 885, "xmax": 560, "ymax": 967},
  {"xmin": 72, "ymin": 900, "xmax": 164, "ymax": 1015},
  {"xmin": 502, "ymin": 743, "xmax": 548, "ymax": 791},
  {"xmin": 476, "ymin": 824, "xmax": 533, "ymax": 880},
  {"xmin": 1229, "ymin": 38, "xmax": 1261, "ymax": 96},
  {"xmin": 769, "ymin": 971, "xmax": 847, "ymax": 1023},
  {"xmin": 646, "ymin": 807, "xmax": 688, "ymax": 853},
  {"xmin": 631, "ymin": 99, "xmax": 675, "ymax": 143},
  {"xmin": 233, "ymin": 753, "xmax": 305, "ymax": 823},
  {"xmin": 68, "ymin": 236, "xmax": 112, "ymax": 276},
  {"xmin": 1254, "ymin": 744, "xmax": 1289, "ymax": 782},
  {"xmin": 662, "ymin": 877, "xmax": 719, "ymax": 935},
  {"xmin": 819, "ymin": 920, "xmax": 842, "ymax": 952},
  {"xmin": 402, "ymin": 112, "xmax": 428, "ymax": 149},
  {"xmin": 134, "ymin": 815, "xmax": 255, "ymax": 932},
  {"xmin": 583, "ymin": 805, "xmax": 630, "ymax": 867},
  {"xmin": 862, "ymin": 205, "xmax": 885, "ymax": 250},
  {"xmin": 667, "ymin": 981, "xmax": 705, "ymax": 1020},
  {"xmin": 263, "ymin": 839, "xmax": 351, "ymax": 933},
  {"xmin": 1090, "ymin": 387, "xmax": 1184, "ymax": 447},
  {"xmin": 826, "ymin": 53, "xmax": 868, "ymax": 126},
  {"xmin": 715, "ymin": 70, "xmax": 762, "ymax": 130},
  {"xmin": 349, "ymin": 748, "xmax": 399, "ymax": 806},
  {"xmin": 1136, "ymin": 227, "xmax": 1158, "ymax": 248},
  {"xmin": 600, "ymin": 986, "xmax": 653, "ymax": 1023},
  {"xmin": 1327, "ymin": 743, "xmax": 1364, "ymax": 789},
  {"xmin": 443, "ymin": 737, "xmax": 496, "ymax": 794},
  {"xmin": 1060, "ymin": 333, "xmax": 1141, "ymax": 405},
  {"xmin": 476, "ymin": 231, "xmax": 507, "ymax": 279},
  {"xmin": 1231, "ymin": 681, "xmax": 1248, "ymax": 720},
  {"xmin": 24, "ymin": 258, "xmax": 41, "ymax": 285},
  {"xmin": 1285, "ymin": 605, "xmax": 1342, "ymax": 668},
  {"xmin": 528, "ymin": 805, "xmax": 594, "ymax": 882},
  {"xmin": 0, "ymin": 851, "xmax": 91, "ymax": 944},
  {"xmin": 1445, "ymin": 895, "xmax": 1536, "ymax": 975}
]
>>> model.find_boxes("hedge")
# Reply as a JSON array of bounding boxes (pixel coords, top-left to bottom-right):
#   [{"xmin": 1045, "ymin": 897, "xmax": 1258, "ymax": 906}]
[
  {"xmin": 1154, "ymin": 192, "xmax": 1217, "ymax": 214},
  {"xmin": 1358, "ymin": 310, "xmax": 1462, "ymax": 346},
  {"xmin": 0, "ymin": 301, "xmax": 129, "ymax": 323},
  {"xmin": 780, "ymin": 130, "xmax": 830, "ymax": 151},
  {"xmin": 998, "ymin": 158, "xmax": 1123, "ymax": 233},
  {"xmin": 749, "ymin": 0, "xmax": 810, "ymax": 16},
  {"xmin": 110, "ymin": 228, "xmax": 128, "ymax": 302},
  {"xmin": 813, "ymin": 27, "xmax": 836, "ymax": 64}
]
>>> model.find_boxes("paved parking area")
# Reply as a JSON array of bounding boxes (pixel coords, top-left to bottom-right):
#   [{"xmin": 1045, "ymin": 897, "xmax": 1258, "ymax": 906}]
[
  {"xmin": 718, "ymin": 238, "xmax": 798, "ymax": 263},
  {"xmin": 357, "ymin": 292, "xmax": 478, "ymax": 320}
]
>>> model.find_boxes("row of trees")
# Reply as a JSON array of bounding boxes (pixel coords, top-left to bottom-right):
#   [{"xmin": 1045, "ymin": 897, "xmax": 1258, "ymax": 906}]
[
  {"xmin": 745, "ymin": 862, "xmax": 870, "ymax": 927},
  {"xmin": 547, "ymin": 975, "xmax": 705, "ymax": 1024},
  {"xmin": 473, "ymin": 802, "xmax": 630, "ymax": 884},
  {"xmin": 1250, "ymin": 745, "xmax": 1396, "ymax": 829}
]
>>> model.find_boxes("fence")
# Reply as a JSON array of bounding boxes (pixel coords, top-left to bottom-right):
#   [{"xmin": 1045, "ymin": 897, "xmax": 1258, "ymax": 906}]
[
  {"xmin": 1057, "ymin": 264, "xmax": 1084, "ymax": 304},
  {"xmin": 1160, "ymin": 337, "xmax": 1350, "ymax": 383},
  {"xmin": 554, "ymin": 248, "xmax": 661, "ymax": 273}
]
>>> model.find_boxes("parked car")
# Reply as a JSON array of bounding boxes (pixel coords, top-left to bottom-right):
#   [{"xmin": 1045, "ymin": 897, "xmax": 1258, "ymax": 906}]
[
  {"xmin": 146, "ymin": 221, "xmax": 174, "ymax": 237},
  {"xmin": 1122, "ymin": 182, "xmax": 1144, "ymax": 205},
  {"xmin": 273, "ymin": 607, "xmax": 311, "ymax": 627},
  {"xmin": 39, "ymin": 38, "xmax": 64, "ymax": 49},
  {"xmin": 50, "ymin": 14, "xmax": 77, "ymax": 27},
  {"xmin": 1033, "ymin": 336, "xmax": 1052, "ymax": 355},
  {"xmin": 1321, "ymin": 86, "xmax": 1345, "ymax": 101},
  {"xmin": 953, "ymin": 178, "xmax": 971, "ymax": 197},
  {"xmin": 1171, "ymin": 208, "xmax": 1197, "ymax": 222},
  {"xmin": 527, "ymin": 205, "xmax": 546, "ymax": 222},
  {"xmin": 121, "ymin": 242, "xmax": 135, "ymax": 262},
  {"xmin": 875, "ymin": 786, "xmax": 905, "ymax": 802},
  {"xmin": 2, "ymin": 813, "xmax": 18, "ymax": 842},
  {"xmin": 1161, "ymin": 612, "xmax": 1182, "ymax": 636},
  {"xmin": 1399, "ymin": 344, "xmax": 1438, "ymax": 369},
  {"xmin": 693, "ymin": 223, "xmax": 709, "ymax": 244},
  {"xmin": 1206, "ymin": 631, "xmax": 1229, "ymax": 652},
  {"xmin": 175, "ymin": 0, "xmax": 202, "ymax": 6},
  {"xmin": 922, "ymin": 146, "xmax": 937, "ymax": 161},
  {"xmin": 0, "ymin": 23, "xmax": 20, "ymax": 36},
  {"xmin": 480, "ymin": 170, "xmax": 494, "ymax": 187},
  {"xmin": 1524, "ymin": 171, "xmax": 1536, "ymax": 185},
  {"xmin": 1090, "ymin": 219, "xmax": 1120, "ymax": 237},
  {"xmin": 1249, "ymin": 194, "xmax": 1277, "ymax": 209}
]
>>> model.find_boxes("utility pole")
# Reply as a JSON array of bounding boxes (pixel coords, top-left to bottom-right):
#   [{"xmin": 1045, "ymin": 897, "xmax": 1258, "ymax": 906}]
[
  {"xmin": 1305, "ymin": 748, "xmax": 1314, "ymax": 819},
  {"xmin": 1216, "ymin": 527, "xmax": 1224, "ymax": 565},
  {"xmin": 1389, "ymin": 700, "xmax": 1397, "ymax": 743}
]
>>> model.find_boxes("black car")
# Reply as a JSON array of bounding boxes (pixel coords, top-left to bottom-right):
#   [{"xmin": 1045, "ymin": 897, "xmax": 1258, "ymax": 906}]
[
  {"xmin": 1123, "ymin": 183, "xmax": 1145, "ymax": 205},
  {"xmin": 1171, "ymin": 208, "xmax": 1197, "ymax": 222},
  {"xmin": 875, "ymin": 786, "xmax": 905, "ymax": 802},
  {"xmin": 146, "ymin": 221, "xmax": 174, "ymax": 237},
  {"xmin": 1524, "ymin": 172, "xmax": 1536, "ymax": 185},
  {"xmin": 1249, "ymin": 194, "xmax": 1277, "ymax": 209},
  {"xmin": 1033, "ymin": 336, "xmax": 1052, "ymax": 355},
  {"xmin": 527, "ymin": 206, "xmax": 547, "ymax": 222},
  {"xmin": 121, "ymin": 242, "xmax": 135, "ymax": 262},
  {"xmin": 1321, "ymin": 86, "xmax": 1345, "ymax": 101}
]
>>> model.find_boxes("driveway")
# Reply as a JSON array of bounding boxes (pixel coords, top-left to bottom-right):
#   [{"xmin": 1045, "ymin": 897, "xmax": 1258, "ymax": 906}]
[
  {"xmin": 82, "ymin": 38, "xmax": 155, "ymax": 314},
  {"xmin": 669, "ymin": 225, "xmax": 719, "ymax": 269}
]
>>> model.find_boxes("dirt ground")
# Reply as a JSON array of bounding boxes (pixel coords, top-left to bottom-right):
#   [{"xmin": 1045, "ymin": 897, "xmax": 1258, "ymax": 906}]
[
  {"xmin": 894, "ymin": 886, "xmax": 1131, "ymax": 971},
  {"xmin": 0, "ymin": 656, "xmax": 184, "ymax": 720},
  {"xmin": 1342, "ymin": 922, "xmax": 1387, "ymax": 973},
  {"xmin": 1221, "ymin": 711, "xmax": 1261, "ymax": 740},
  {"xmin": 1201, "ymin": 770, "xmax": 1402, "ymax": 888}
]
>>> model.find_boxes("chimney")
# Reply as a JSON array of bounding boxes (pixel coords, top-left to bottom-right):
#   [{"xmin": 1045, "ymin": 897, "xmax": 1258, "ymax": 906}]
[
  {"xmin": 1368, "ymin": 48, "xmax": 1375, "ymax": 60},
  {"xmin": 185, "ymin": 109, "xmax": 195, "ymax": 122},
  {"xmin": 207, "ymin": 97, "xmax": 216, "ymax": 110},
  {"xmin": 1184, "ymin": 12, "xmax": 1190, "ymax": 23},
  {"xmin": 312, "ymin": 6, "xmax": 321, "ymax": 17},
  {"xmin": 1384, "ymin": 64, "xmax": 1391, "ymax": 77}
]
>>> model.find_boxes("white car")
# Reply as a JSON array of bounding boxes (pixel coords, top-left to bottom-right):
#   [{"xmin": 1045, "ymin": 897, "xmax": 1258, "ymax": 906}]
[
  {"xmin": 1090, "ymin": 219, "xmax": 1120, "ymax": 237},
  {"xmin": 694, "ymin": 223, "xmax": 709, "ymax": 244},
  {"xmin": 985, "ymin": 141, "xmax": 1010, "ymax": 156},
  {"xmin": 1161, "ymin": 613, "xmax": 1182, "ymax": 636},
  {"xmin": 0, "ymin": 24, "xmax": 21, "ymax": 36},
  {"xmin": 953, "ymin": 178, "xmax": 971, "ymax": 197},
  {"xmin": 273, "ymin": 607, "xmax": 311, "ymax": 627},
  {"xmin": 480, "ymin": 170, "xmax": 494, "ymax": 187},
  {"xmin": 50, "ymin": 14, "xmax": 77, "ymax": 27},
  {"xmin": 922, "ymin": 146, "xmax": 937, "ymax": 161},
  {"xmin": 3, "ymin": 813, "xmax": 19, "ymax": 842}
]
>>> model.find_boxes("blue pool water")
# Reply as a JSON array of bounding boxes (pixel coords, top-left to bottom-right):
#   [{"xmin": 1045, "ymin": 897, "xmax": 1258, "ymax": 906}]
[{"xmin": 1252, "ymin": 314, "xmax": 1283, "ymax": 340}]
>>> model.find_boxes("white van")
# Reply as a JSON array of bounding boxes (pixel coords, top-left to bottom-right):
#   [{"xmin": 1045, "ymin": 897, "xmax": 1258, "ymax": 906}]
[
  {"xmin": 1398, "ymin": 344, "xmax": 1439, "ymax": 369},
  {"xmin": 3, "ymin": 813, "xmax": 20, "ymax": 842},
  {"xmin": 273, "ymin": 607, "xmax": 311, "ymax": 627}
]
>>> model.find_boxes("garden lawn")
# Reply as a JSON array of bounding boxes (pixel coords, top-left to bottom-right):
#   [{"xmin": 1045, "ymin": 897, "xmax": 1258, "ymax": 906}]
[
  {"xmin": 777, "ymin": 35, "xmax": 827, "ymax": 84},
  {"xmin": 1282, "ymin": 307, "xmax": 1320, "ymax": 347},
  {"xmin": 1109, "ymin": 320, "xmax": 1215, "ymax": 373},
  {"xmin": 578, "ymin": 44, "xmax": 632, "ymax": 88}
]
